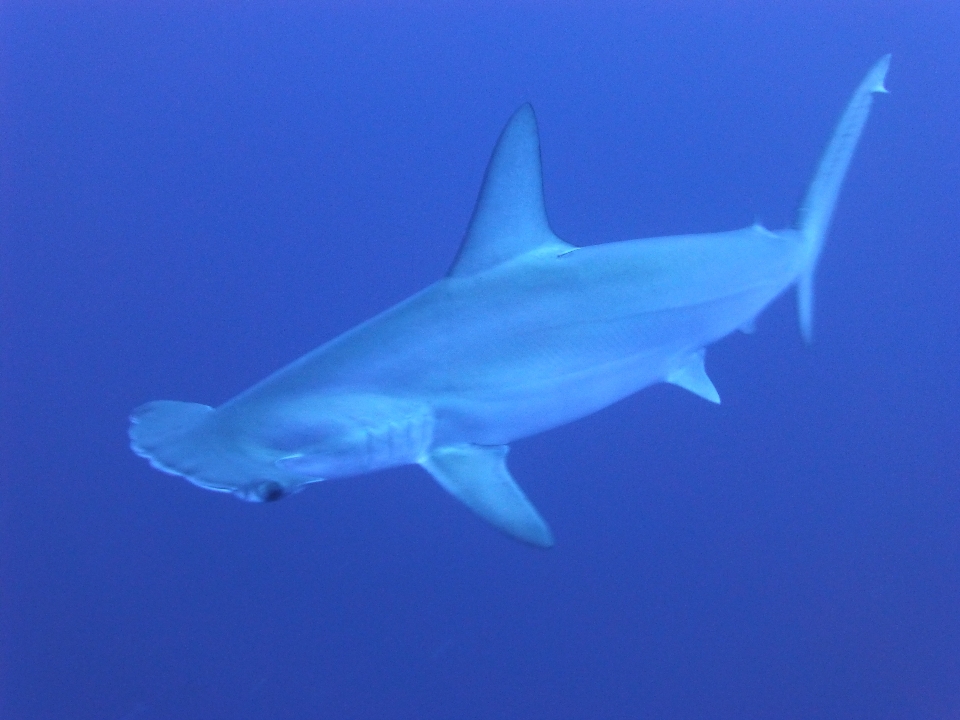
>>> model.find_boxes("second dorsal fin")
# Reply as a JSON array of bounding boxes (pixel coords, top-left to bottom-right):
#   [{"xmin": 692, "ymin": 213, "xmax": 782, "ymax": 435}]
[{"xmin": 448, "ymin": 104, "xmax": 570, "ymax": 278}]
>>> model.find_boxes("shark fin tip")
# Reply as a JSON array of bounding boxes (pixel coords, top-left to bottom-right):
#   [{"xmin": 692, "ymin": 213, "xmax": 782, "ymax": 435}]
[
  {"xmin": 666, "ymin": 350, "xmax": 721, "ymax": 404},
  {"xmin": 422, "ymin": 443, "xmax": 554, "ymax": 548}
]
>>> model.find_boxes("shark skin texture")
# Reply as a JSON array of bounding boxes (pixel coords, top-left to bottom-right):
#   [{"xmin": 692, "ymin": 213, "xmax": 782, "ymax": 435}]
[{"xmin": 130, "ymin": 57, "xmax": 890, "ymax": 548}]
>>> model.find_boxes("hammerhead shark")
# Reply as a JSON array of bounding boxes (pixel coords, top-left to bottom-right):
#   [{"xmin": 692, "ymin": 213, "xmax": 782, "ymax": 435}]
[{"xmin": 131, "ymin": 57, "xmax": 890, "ymax": 547}]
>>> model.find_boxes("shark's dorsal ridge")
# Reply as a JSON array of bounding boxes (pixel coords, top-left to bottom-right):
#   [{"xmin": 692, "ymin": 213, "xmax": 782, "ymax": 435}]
[
  {"xmin": 448, "ymin": 104, "xmax": 572, "ymax": 278},
  {"xmin": 666, "ymin": 350, "xmax": 721, "ymax": 404},
  {"xmin": 421, "ymin": 443, "xmax": 554, "ymax": 547}
]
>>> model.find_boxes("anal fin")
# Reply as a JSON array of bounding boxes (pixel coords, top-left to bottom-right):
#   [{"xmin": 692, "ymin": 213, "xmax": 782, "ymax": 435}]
[
  {"xmin": 666, "ymin": 349, "xmax": 721, "ymax": 404},
  {"xmin": 421, "ymin": 444, "xmax": 554, "ymax": 548}
]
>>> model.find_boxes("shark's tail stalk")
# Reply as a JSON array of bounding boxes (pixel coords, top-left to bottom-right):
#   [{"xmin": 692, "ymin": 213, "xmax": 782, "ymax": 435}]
[{"xmin": 795, "ymin": 55, "xmax": 890, "ymax": 343}]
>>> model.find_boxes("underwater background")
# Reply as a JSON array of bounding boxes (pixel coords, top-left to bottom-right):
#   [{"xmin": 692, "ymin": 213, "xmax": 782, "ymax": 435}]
[{"xmin": 2, "ymin": 3, "xmax": 959, "ymax": 719}]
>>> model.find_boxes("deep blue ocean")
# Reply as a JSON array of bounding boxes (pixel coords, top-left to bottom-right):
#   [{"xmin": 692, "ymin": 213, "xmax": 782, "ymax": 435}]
[{"xmin": 2, "ymin": 3, "xmax": 959, "ymax": 719}]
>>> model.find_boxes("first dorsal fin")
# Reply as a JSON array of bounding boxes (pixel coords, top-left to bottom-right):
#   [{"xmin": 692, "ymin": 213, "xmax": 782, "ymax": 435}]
[{"xmin": 448, "ymin": 104, "xmax": 571, "ymax": 278}]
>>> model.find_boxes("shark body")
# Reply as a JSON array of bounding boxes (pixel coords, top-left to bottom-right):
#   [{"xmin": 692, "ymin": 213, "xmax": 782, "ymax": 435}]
[{"xmin": 131, "ymin": 57, "xmax": 890, "ymax": 547}]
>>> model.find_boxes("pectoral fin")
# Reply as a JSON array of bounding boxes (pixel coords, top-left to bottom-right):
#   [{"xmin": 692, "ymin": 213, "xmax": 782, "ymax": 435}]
[
  {"xmin": 666, "ymin": 349, "xmax": 721, "ymax": 404},
  {"xmin": 421, "ymin": 444, "xmax": 554, "ymax": 548}
]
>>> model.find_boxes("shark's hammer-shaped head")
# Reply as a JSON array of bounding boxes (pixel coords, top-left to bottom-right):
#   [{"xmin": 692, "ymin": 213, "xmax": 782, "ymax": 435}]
[
  {"xmin": 129, "ymin": 400, "xmax": 306, "ymax": 503},
  {"xmin": 129, "ymin": 394, "xmax": 435, "ymax": 502}
]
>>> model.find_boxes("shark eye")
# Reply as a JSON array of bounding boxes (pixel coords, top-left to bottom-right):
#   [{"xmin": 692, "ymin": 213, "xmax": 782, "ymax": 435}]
[{"xmin": 254, "ymin": 481, "xmax": 287, "ymax": 502}]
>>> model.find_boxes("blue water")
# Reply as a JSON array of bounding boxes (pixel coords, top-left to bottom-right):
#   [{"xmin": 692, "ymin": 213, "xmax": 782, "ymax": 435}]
[{"xmin": 2, "ymin": 4, "xmax": 958, "ymax": 719}]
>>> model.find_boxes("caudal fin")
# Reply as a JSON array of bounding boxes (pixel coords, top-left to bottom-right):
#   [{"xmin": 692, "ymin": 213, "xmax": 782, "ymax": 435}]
[{"xmin": 795, "ymin": 55, "xmax": 890, "ymax": 342}]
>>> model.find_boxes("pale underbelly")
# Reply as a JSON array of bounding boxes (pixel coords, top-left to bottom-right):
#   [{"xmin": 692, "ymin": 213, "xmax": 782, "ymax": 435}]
[
  {"xmin": 427, "ymin": 283, "xmax": 786, "ymax": 446},
  {"xmin": 430, "ymin": 343, "xmax": 688, "ymax": 446}
]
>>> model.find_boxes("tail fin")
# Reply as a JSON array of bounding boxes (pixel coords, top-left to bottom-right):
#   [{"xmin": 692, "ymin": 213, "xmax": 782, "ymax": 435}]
[{"xmin": 795, "ymin": 55, "xmax": 890, "ymax": 342}]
